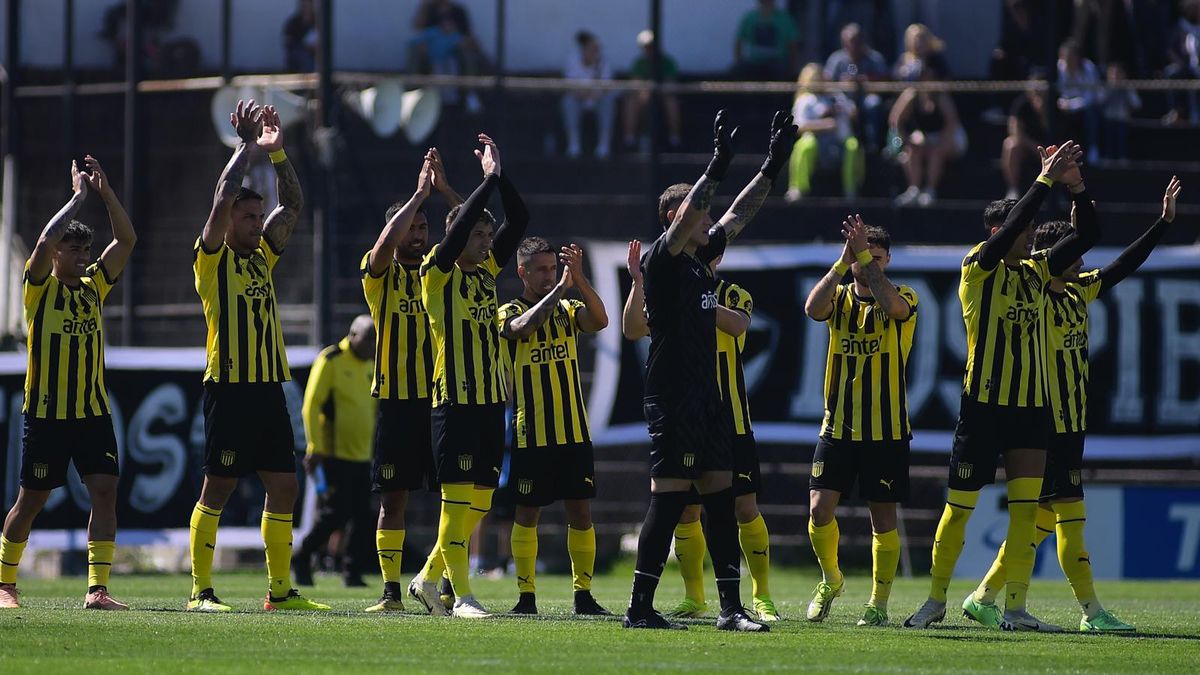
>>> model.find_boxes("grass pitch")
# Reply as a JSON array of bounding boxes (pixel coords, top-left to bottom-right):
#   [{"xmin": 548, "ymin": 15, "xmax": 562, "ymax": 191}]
[{"xmin": 1, "ymin": 564, "xmax": 1198, "ymax": 673}]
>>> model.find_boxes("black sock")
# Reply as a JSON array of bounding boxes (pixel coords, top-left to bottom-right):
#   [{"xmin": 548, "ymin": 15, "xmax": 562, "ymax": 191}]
[
  {"xmin": 630, "ymin": 490, "xmax": 690, "ymax": 612},
  {"xmin": 383, "ymin": 581, "xmax": 403, "ymax": 598},
  {"xmin": 701, "ymin": 487, "xmax": 742, "ymax": 613}
]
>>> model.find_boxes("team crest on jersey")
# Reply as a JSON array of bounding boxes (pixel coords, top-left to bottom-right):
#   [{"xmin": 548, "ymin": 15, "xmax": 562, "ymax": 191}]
[
  {"xmin": 957, "ymin": 462, "xmax": 973, "ymax": 480},
  {"xmin": 811, "ymin": 460, "xmax": 824, "ymax": 478},
  {"xmin": 220, "ymin": 450, "xmax": 237, "ymax": 467},
  {"xmin": 458, "ymin": 454, "xmax": 473, "ymax": 471},
  {"xmin": 682, "ymin": 453, "xmax": 696, "ymax": 468},
  {"xmin": 380, "ymin": 464, "xmax": 395, "ymax": 480},
  {"xmin": 32, "ymin": 463, "xmax": 48, "ymax": 479},
  {"xmin": 1069, "ymin": 470, "xmax": 1081, "ymax": 486},
  {"xmin": 517, "ymin": 479, "xmax": 533, "ymax": 495},
  {"xmin": 728, "ymin": 289, "xmax": 740, "ymax": 307}
]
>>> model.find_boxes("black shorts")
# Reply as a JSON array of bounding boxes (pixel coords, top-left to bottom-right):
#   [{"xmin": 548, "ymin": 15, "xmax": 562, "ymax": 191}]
[
  {"xmin": 509, "ymin": 441, "xmax": 596, "ymax": 507},
  {"xmin": 202, "ymin": 382, "xmax": 296, "ymax": 477},
  {"xmin": 949, "ymin": 397, "xmax": 1052, "ymax": 491},
  {"xmin": 1041, "ymin": 431, "xmax": 1085, "ymax": 502},
  {"xmin": 20, "ymin": 415, "xmax": 119, "ymax": 490},
  {"xmin": 645, "ymin": 394, "xmax": 732, "ymax": 480},
  {"xmin": 732, "ymin": 433, "xmax": 762, "ymax": 497},
  {"xmin": 372, "ymin": 398, "xmax": 435, "ymax": 493},
  {"xmin": 431, "ymin": 402, "xmax": 505, "ymax": 487},
  {"xmin": 809, "ymin": 435, "xmax": 911, "ymax": 502}
]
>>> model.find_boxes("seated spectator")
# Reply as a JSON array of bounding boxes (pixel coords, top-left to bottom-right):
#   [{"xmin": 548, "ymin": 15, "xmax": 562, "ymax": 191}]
[
  {"xmin": 895, "ymin": 23, "xmax": 949, "ymax": 82},
  {"xmin": 786, "ymin": 63, "xmax": 864, "ymax": 202},
  {"xmin": 1164, "ymin": 0, "xmax": 1200, "ymax": 125},
  {"xmin": 889, "ymin": 65, "xmax": 966, "ymax": 207},
  {"xmin": 563, "ymin": 31, "xmax": 616, "ymax": 159},
  {"xmin": 1102, "ymin": 63, "xmax": 1141, "ymax": 161},
  {"xmin": 1002, "ymin": 72, "xmax": 1051, "ymax": 199},
  {"xmin": 734, "ymin": 0, "xmax": 799, "ymax": 80},
  {"xmin": 1057, "ymin": 39, "xmax": 1101, "ymax": 163},
  {"xmin": 283, "ymin": 0, "xmax": 317, "ymax": 72},
  {"xmin": 621, "ymin": 30, "xmax": 683, "ymax": 151},
  {"xmin": 409, "ymin": 0, "xmax": 486, "ymax": 113},
  {"xmin": 825, "ymin": 23, "xmax": 890, "ymax": 150}
]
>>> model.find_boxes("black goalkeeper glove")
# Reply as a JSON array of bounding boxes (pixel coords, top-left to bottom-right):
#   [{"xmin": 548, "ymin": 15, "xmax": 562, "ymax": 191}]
[
  {"xmin": 704, "ymin": 109, "xmax": 739, "ymax": 181},
  {"xmin": 759, "ymin": 110, "xmax": 798, "ymax": 181}
]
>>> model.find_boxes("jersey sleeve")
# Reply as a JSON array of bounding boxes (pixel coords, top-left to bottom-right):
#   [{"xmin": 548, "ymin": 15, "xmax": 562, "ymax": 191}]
[
  {"xmin": 696, "ymin": 226, "xmax": 729, "ymax": 266},
  {"xmin": 640, "ymin": 233, "xmax": 674, "ymax": 283},
  {"xmin": 261, "ymin": 240, "xmax": 282, "ymax": 271},
  {"xmin": 565, "ymin": 299, "xmax": 586, "ymax": 331},
  {"xmin": 723, "ymin": 283, "xmax": 753, "ymax": 318},
  {"xmin": 1024, "ymin": 249, "xmax": 1052, "ymax": 284},
  {"xmin": 361, "ymin": 250, "xmax": 387, "ymax": 315},
  {"xmin": 482, "ymin": 251, "xmax": 502, "ymax": 278},
  {"xmin": 22, "ymin": 260, "xmax": 49, "ymax": 313},
  {"xmin": 420, "ymin": 245, "xmax": 451, "ymax": 293},
  {"xmin": 897, "ymin": 285, "xmax": 919, "ymax": 320},
  {"xmin": 960, "ymin": 241, "xmax": 994, "ymax": 284},
  {"xmin": 1076, "ymin": 269, "xmax": 1104, "ymax": 303},
  {"xmin": 498, "ymin": 300, "xmax": 523, "ymax": 336},
  {"xmin": 193, "ymin": 237, "xmax": 225, "ymax": 299},
  {"xmin": 85, "ymin": 261, "xmax": 118, "ymax": 303}
]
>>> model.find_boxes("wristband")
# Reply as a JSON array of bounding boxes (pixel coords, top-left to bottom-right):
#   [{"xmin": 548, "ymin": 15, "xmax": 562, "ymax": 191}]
[
  {"xmin": 855, "ymin": 249, "xmax": 874, "ymax": 266},
  {"xmin": 269, "ymin": 149, "xmax": 288, "ymax": 164},
  {"xmin": 832, "ymin": 260, "xmax": 850, "ymax": 276},
  {"xmin": 1035, "ymin": 174, "xmax": 1053, "ymax": 187}
]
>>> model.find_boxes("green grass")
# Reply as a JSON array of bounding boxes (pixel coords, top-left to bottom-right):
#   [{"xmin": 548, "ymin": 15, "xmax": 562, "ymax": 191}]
[{"xmin": 2, "ymin": 565, "xmax": 1199, "ymax": 673}]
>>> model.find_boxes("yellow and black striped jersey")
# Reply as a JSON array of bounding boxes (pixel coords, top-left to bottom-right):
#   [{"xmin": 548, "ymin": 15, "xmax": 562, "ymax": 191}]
[
  {"xmin": 1045, "ymin": 270, "xmax": 1102, "ymax": 433},
  {"xmin": 499, "ymin": 296, "xmax": 591, "ymax": 448},
  {"xmin": 193, "ymin": 238, "xmax": 290, "ymax": 384},
  {"xmin": 715, "ymin": 280, "xmax": 753, "ymax": 436},
  {"xmin": 959, "ymin": 242, "xmax": 1051, "ymax": 407},
  {"xmin": 420, "ymin": 245, "xmax": 506, "ymax": 406},
  {"xmin": 820, "ymin": 283, "xmax": 918, "ymax": 441},
  {"xmin": 23, "ymin": 260, "xmax": 116, "ymax": 419},
  {"xmin": 361, "ymin": 251, "xmax": 433, "ymax": 400}
]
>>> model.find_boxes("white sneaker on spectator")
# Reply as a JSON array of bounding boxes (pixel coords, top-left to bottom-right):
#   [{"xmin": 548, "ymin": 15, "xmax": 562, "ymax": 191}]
[
  {"xmin": 784, "ymin": 188, "xmax": 804, "ymax": 203},
  {"xmin": 894, "ymin": 186, "xmax": 921, "ymax": 206}
]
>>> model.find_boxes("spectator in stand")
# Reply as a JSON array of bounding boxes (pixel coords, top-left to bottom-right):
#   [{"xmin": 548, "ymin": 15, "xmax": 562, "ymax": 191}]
[
  {"xmin": 734, "ymin": 0, "xmax": 800, "ymax": 80},
  {"xmin": 563, "ymin": 31, "xmax": 617, "ymax": 159},
  {"xmin": 1164, "ymin": 0, "xmax": 1200, "ymax": 125},
  {"xmin": 786, "ymin": 63, "xmax": 864, "ymax": 202},
  {"xmin": 1002, "ymin": 72, "xmax": 1052, "ymax": 199},
  {"xmin": 889, "ymin": 65, "xmax": 966, "ymax": 207},
  {"xmin": 283, "ymin": 0, "xmax": 317, "ymax": 72},
  {"xmin": 1102, "ymin": 62, "xmax": 1141, "ymax": 161},
  {"xmin": 895, "ymin": 23, "xmax": 949, "ymax": 82},
  {"xmin": 621, "ymin": 30, "xmax": 683, "ymax": 151},
  {"xmin": 1057, "ymin": 39, "xmax": 1102, "ymax": 163},
  {"xmin": 409, "ymin": 0, "xmax": 486, "ymax": 113},
  {"xmin": 825, "ymin": 23, "xmax": 890, "ymax": 150}
]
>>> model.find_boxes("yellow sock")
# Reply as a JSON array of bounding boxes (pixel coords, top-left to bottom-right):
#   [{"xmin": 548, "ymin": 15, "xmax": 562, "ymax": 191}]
[
  {"xmin": 511, "ymin": 523, "xmax": 538, "ymax": 594},
  {"xmin": 261, "ymin": 511, "xmax": 293, "ymax": 598},
  {"xmin": 420, "ymin": 506, "xmax": 450, "ymax": 582},
  {"xmin": 87, "ymin": 541, "xmax": 116, "ymax": 588},
  {"xmin": 189, "ymin": 503, "xmax": 221, "ymax": 596},
  {"xmin": 929, "ymin": 488, "xmax": 979, "ymax": 602},
  {"xmin": 1001, "ymin": 477, "xmax": 1043, "ymax": 610},
  {"xmin": 870, "ymin": 529, "xmax": 900, "ymax": 609},
  {"xmin": 437, "ymin": 484, "xmax": 474, "ymax": 596},
  {"xmin": 566, "ymin": 525, "xmax": 596, "ymax": 592},
  {"xmin": 463, "ymin": 488, "xmax": 494, "ymax": 547},
  {"xmin": 977, "ymin": 507, "xmax": 1055, "ymax": 603},
  {"xmin": 1054, "ymin": 500, "xmax": 1101, "ymax": 618},
  {"xmin": 738, "ymin": 515, "xmax": 771, "ymax": 599},
  {"xmin": 808, "ymin": 518, "xmax": 843, "ymax": 587},
  {"xmin": 673, "ymin": 519, "xmax": 706, "ymax": 603},
  {"xmin": 0, "ymin": 535, "xmax": 27, "ymax": 585},
  {"xmin": 376, "ymin": 529, "xmax": 405, "ymax": 584}
]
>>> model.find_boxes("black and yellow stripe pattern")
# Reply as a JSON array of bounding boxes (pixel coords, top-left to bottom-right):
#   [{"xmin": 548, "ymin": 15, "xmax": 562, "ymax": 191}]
[
  {"xmin": 820, "ymin": 283, "xmax": 918, "ymax": 441},
  {"xmin": 420, "ymin": 245, "xmax": 506, "ymax": 406},
  {"xmin": 361, "ymin": 251, "xmax": 433, "ymax": 400},
  {"xmin": 500, "ymin": 297, "xmax": 591, "ymax": 448},
  {"xmin": 959, "ymin": 242, "xmax": 1051, "ymax": 407},
  {"xmin": 716, "ymin": 280, "xmax": 753, "ymax": 436},
  {"xmin": 22, "ymin": 261, "xmax": 116, "ymax": 419},
  {"xmin": 193, "ymin": 238, "xmax": 290, "ymax": 383},
  {"xmin": 1045, "ymin": 269, "xmax": 1102, "ymax": 433}
]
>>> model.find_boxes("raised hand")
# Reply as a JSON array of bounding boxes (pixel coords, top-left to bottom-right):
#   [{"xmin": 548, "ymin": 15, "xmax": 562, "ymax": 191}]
[
  {"xmin": 230, "ymin": 99, "xmax": 261, "ymax": 145},
  {"xmin": 474, "ymin": 133, "xmax": 501, "ymax": 176},
  {"xmin": 626, "ymin": 240, "xmax": 643, "ymax": 283},
  {"xmin": 560, "ymin": 244, "xmax": 591, "ymax": 287},
  {"xmin": 80, "ymin": 155, "xmax": 115, "ymax": 197},
  {"xmin": 1038, "ymin": 141, "xmax": 1082, "ymax": 184},
  {"xmin": 841, "ymin": 214, "xmax": 868, "ymax": 254},
  {"xmin": 1162, "ymin": 175, "xmax": 1183, "ymax": 223},
  {"xmin": 71, "ymin": 160, "xmax": 87, "ymax": 196},
  {"xmin": 417, "ymin": 163, "xmax": 434, "ymax": 199},
  {"xmin": 761, "ymin": 110, "xmax": 798, "ymax": 180},
  {"xmin": 428, "ymin": 147, "xmax": 451, "ymax": 192},
  {"xmin": 705, "ymin": 109, "xmax": 739, "ymax": 181},
  {"xmin": 256, "ymin": 105, "xmax": 284, "ymax": 152},
  {"xmin": 557, "ymin": 265, "xmax": 574, "ymax": 291}
]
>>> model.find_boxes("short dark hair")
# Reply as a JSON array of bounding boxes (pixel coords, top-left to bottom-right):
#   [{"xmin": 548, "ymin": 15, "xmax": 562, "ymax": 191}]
[
  {"xmin": 983, "ymin": 198, "xmax": 1018, "ymax": 232},
  {"xmin": 576, "ymin": 30, "xmax": 595, "ymax": 47},
  {"xmin": 384, "ymin": 200, "xmax": 426, "ymax": 223},
  {"xmin": 234, "ymin": 186, "xmax": 263, "ymax": 204},
  {"xmin": 1034, "ymin": 220, "xmax": 1072, "ymax": 250},
  {"xmin": 61, "ymin": 220, "xmax": 93, "ymax": 244},
  {"xmin": 445, "ymin": 205, "xmax": 496, "ymax": 229},
  {"xmin": 657, "ymin": 183, "xmax": 692, "ymax": 230},
  {"xmin": 864, "ymin": 225, "xmax": 891, "ymax": 251},
  {"xmin": 517, "ymin": 236, "xmax": 555, "ymax": 265}
]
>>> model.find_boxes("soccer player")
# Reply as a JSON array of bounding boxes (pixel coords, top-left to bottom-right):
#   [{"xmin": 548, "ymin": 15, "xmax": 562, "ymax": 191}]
[
  {"xmin": 622, "ymin": 243, "xmax": 779, "ymax": 622},
  {"xmin": 905, "ymin": 141, "xmax": 1098, "ymax": 631},
  {"xmin": 971, "ymin": 176, "xmax": 1181, "ymax": 633},
  {"xmin": 0, "ymin": 156, "xmax": 136, "ymax": 610},
  {"xmin": 499, "ymin": 238, "xmax": 610, "ymax": 615},
  {"xmin": 294, "ymin": 315, "xmax": 378, "ymax": 588},
  {"xmin": 802, "ymin": 216, "xmax": 917, "ymax": 627},
  {"xmin": 408, "ymin": 133, "xmax": 528, "ymax": 619},
  {"xmin": 622, "ymin": 110, "xmax": 795, "ymax": 632},
  {"xmin": 360, "ymin": 150, "xmax": 461, "ymax": 613},
  {"xmin": 187, "ymin": 100, "xmax": 328, "ymax": 612}
]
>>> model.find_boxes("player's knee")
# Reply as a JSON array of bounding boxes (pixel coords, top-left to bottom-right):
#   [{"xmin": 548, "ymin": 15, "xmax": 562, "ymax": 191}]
[
  {"xmin": 379, "ymin": 491, "xmax": 408, "ymax": 516},
  {"xmin": 733, "ymin": 496, "xmax": 759, "ymax": 523},
  {"xmin": 14, "ymin": 488, "xmax": 51, "ymax": 516},
  {"xmin": 679, "ymin": 504, "xmax": 702, "ymax": 524},
  {"xmin": 564, "ymin": 500, "xmax": 592, "ymax": 530},
  {"xmin": 514, "ymin": 505, "xmax": 540, "ymax": 528}
]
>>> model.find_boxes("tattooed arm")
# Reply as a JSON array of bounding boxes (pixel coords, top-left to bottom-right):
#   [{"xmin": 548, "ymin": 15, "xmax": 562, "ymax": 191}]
[
  {"xmin": 844, "ymin": 215, "xmax": 910, "ymax": 320},
  {"xmin": 202, "ymin": 100, "xmax": 260, "ymax": 252},
  {"xmin": 714, "ymin": 172, "xmax": 772, "ymax": 241},
  {"xmin": 259, "ymin": 106, "xmax": 304, "ymax": 253},
  {"xmin": 502, "ymin": 268, "xmax": 574, "ymax": 340},
  {"xmin": 666, "ymin": 110, "xmax": 737, "ymax": 256},
  {"xmin": 28, "ymin": 161, "xmax": 89, "ymax": 283}
]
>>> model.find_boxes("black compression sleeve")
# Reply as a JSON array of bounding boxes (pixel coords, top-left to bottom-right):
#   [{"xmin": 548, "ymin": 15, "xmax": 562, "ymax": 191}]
[
  {"xmin": 491, "ymin": 173, "xmax": 530, "ymax": 268},
  {"xmin": 1048, "ymin": 189, "xmax": 1101, "ymax": 276},
  {"xmin": 1099, "ymin": 218, "xmax": 1170, "ymax": 288},
  {"xmin": 433, "ymin": 173, "xmax": 499, "ymax": 272},
  {"xmin": 978, "ymin": 180, "xmax": 1050, "ymax": 271}
]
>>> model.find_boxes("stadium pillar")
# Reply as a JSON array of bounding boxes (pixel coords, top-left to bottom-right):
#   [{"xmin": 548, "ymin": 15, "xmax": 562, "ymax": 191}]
[
  {"xmin": 494, "ymin": 0, "xmax": 506, "ymax": 140},
  {"xmin": 120, "ymin": 0, "xmax": 141, "ymax": 346},
  {"xmin": 312, "ymin": 0, "xmax": 334, "ymax": 346},
  {"xmin": 0, "ymin": 0, "xmax": 19, "ymax": 338},
  {"xmin": 647, "ymin": 0, "xmax": 662, "ymax": 207},
  {"xmin": 64, "ymin": 0, "xmax": 76, "ymax": 159}
]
